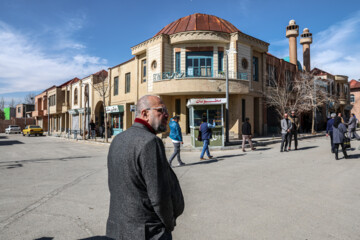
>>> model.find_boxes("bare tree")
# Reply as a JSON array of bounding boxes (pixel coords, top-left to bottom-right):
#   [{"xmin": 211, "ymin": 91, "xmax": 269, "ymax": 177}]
[
  {"xmin": 8, "ymin": 98, "xmax": 17, "ymax": 108},
  {"xmin": 24, "ymin": 93, "xmax": 36, "ymax": 104},
  {"xmin": 0, "ymin": 97, "xmax": 5, "ymax": 110},
  {"xmin": 265, "ymin": 67, "xmax": 335, "ymax": 134},
  {"xmin": 91, "ymin": 70, "xmax": 111, "ymax": 143}
]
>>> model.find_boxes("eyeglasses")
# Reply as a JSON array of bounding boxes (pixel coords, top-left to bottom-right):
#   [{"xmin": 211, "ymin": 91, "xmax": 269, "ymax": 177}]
[{"xmin": 146, "ymin": 107, "xmax": 168, "ymax": 114}]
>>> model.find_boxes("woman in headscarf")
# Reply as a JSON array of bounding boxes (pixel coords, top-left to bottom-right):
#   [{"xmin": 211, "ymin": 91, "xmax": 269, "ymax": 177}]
[{"xmin": 332, "ymin": 116, "xmax": 349, "ymax": 160}]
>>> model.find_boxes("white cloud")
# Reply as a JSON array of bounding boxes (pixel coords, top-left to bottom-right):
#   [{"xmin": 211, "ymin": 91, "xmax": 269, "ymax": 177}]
[
  {"xmin": 0, "ymin": 19, "xmax": 108, "ymax": 95},
  {"xmin": 310, "ymin": 11, "xmax": 360, "ymax": 80}
]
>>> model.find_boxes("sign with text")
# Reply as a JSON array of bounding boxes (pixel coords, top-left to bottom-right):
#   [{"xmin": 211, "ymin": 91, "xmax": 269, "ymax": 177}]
[
  {"xmin": 106, "ymin": 105, "xmax": 124, "ymax": 113},
  {"xmin": 187, "ymin": 98, "xmax": 226, "ymax": 107}
]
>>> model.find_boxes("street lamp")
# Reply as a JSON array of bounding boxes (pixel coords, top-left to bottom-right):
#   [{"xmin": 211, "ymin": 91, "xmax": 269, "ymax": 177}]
[{"xmin": 225, "ymin": 48, "xmax": 237, "ymax": 145}]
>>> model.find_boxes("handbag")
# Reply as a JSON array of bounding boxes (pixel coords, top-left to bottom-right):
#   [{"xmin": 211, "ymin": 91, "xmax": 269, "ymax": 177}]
[{"xmin": 344, "ymin": 133, "xmax": 351, "ymax": 149}]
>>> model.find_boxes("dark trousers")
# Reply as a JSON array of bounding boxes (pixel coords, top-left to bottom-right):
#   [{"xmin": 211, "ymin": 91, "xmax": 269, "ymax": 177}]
[
  {"xmin": 329, "ymin": 131, "xmax": 335, "ymax": 153},
  {"xmin": 280, "ymin": 133, "xmax": 290, "ymax": 151},
  {"xmin": 334, "ymin": 143, "xmax": 347, "ymax": 159},
  {"xmin": 289, "ymin": 131, "xmax": 298, "ymax": 149},
  {"xmin": 169, "ymin": 142, "xmax": 182, "ymax": 165}
]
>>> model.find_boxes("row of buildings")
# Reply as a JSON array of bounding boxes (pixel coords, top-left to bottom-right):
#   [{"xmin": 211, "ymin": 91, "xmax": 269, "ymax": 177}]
[{"xmin": 30, "ymin": 13, "xmax": 353, "ymax": 139}]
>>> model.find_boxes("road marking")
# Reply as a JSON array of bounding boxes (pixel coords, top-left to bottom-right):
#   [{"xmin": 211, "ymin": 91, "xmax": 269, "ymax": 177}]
[{"xmin": 0, "ymin": 169, "xmax": 100, "ymax": 230}]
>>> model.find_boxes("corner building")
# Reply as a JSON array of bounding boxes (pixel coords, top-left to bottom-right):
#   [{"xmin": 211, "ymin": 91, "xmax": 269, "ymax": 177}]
[{"xmin": 109, "ymin": 13, "xmax": 270, "ymax": 137}]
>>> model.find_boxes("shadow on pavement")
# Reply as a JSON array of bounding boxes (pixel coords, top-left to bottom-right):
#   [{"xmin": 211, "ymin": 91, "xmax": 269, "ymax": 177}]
[
  {"xmin": 180, "ymin": 159, "xmax": 218, "ymax": 167},
  {"xmin": 34, "ymin": 237, "xmax": 54, "ymax": 240},
  {"xmin": 215, "ymin": 154, "xmax": 244, "ymax": 158},
  {"xmin": 79, "ymin": 236, "xmax": 113, "ymax": 240},
  {"xmin": 0, "ymin": 140, "xmax": 24, "ymax": 146},
  {"xmin": 347, "ymin": 153, "xmax": 360, "ymax": 159},
  {"xmin": 0, "ymin": 135, "xmax": 8, "ymax": 139},
  {"xmin": 297, "ymin": 146, "xmax": 319, "ymax": 150}
]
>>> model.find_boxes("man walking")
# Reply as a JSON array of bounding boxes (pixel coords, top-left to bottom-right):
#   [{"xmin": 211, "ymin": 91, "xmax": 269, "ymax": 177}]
[
  {"xmin": 280, "ymin": 113, "xmax": 292, "ymax": 152},
  {"xmin": 241, "ymin": 117, "xmax": 256, "ymax": 152},
  {"xmin": 168, "ymin": 115, "xmax": 185, "ymax": 167},
  {"xmin": 346, "ymin": 113, "xmax": 360, "ymax": 140},
  {"xmin": 89, "ymin": 119, "xmax": 96, "ymax": 139},
  {"xmin": 326, "ymin": 113, "xmax": 336, "ymax": 153},
  {"xmin": 288, "ymin": 110, "xmax": 300, "ymax": 150},
  {"xmin": 199, "ymin": 116, "xmax": 216, "ymax": 160},
  {"xmin": 106, "ymin": 95, "xmax": 184, "ymax": 240}
]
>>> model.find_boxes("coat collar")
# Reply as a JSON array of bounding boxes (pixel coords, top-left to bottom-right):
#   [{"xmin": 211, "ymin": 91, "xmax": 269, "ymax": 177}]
[{"xmin": 134, "ymin": 118, "xmax": 156, "ymax": 134}]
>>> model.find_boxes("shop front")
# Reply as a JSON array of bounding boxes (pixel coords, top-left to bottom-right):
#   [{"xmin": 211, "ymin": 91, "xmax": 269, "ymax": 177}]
[
  {"xmin": 106, "ymin": 105, "xmax": 124, "ymax": 136},
  {"xmin": 187, "ymin": 98, "xmax": 225, "ymax": 148},
  {"xmin": 68, "ymin": 109, "xmax": 79, "ymax": 132}
]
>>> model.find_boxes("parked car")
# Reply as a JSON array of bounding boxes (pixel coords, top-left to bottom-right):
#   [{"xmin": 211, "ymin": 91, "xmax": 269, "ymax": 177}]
[
  {"xmin": 22, "ymin": 125, "xmax": 44, "ymax": 136},
  {"xmin": 5, "ymin": 125, "xmax": 21, "ymax": 134}
]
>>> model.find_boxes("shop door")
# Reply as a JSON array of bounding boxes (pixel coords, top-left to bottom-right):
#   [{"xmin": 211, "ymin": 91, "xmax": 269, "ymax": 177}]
[{"xmin": 72, "ymin": 115, "xmax": 79, "ymax": 131}]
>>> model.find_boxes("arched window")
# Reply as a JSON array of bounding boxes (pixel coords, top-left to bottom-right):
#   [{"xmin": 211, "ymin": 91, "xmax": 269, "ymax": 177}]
[{"xmin": 74, "ymin": 88, "xmax": 78, "ymax": 105}]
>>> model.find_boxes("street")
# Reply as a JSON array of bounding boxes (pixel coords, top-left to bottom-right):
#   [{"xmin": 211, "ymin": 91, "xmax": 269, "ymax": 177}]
[{"xmin": 1, "ymin": 133, "xmax": 360, "ymax": 240}]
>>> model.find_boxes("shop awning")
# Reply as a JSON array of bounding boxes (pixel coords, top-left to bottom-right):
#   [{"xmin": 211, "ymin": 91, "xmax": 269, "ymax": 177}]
[
  {"xmin": 68, "ymin": 109, "xmax": 79, "ymax": 115},
  {"xmin": 106, "ymin": 105, "xmax": 124, "ymax": 113},
  {"xmin": 78, "ymin": 108, "xmax": 91, "ymax": 114},
  {"xmin": 187, "ymin": 98, "xmax": 226, "ymax": 107}
]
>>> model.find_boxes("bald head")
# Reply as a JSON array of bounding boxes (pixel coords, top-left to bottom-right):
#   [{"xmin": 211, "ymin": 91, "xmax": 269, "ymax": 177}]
[
  {"xmin": 135, "ymin": 95, "xmax": 162, "ymax": 118},
  {"xmin": 135, "ymin": 95, "xmax": 169, "ymax": 133}
]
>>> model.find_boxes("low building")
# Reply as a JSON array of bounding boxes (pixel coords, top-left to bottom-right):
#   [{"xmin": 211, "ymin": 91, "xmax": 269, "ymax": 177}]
[
  {"xmin": 15, "ymin": 104, "xmax": 35, "ymax": 119},
  {"xmin": 350, "ymin": 79, "xmax": 360, "ymax": 121}
]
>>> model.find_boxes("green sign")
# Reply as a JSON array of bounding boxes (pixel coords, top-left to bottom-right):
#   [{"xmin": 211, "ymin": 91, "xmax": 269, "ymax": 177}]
[{"xmin": 192, "ymin": 126, "xmax": 223, "ymax": 148}]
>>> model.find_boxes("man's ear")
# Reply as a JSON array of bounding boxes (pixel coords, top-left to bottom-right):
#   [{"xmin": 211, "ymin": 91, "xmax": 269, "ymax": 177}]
[{"xmin": 141, "ymin": 109, "xmax": 148, "ymax": 119}]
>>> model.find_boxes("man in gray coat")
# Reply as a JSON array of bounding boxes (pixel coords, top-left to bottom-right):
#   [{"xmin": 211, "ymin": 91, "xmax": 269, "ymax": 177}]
[
  {"xmin": 280, "ymin": 113, "xmax": 292, "ymax": 152},
  {"xmin": 106, "ymin": 95, "xmax": 184, "ymax": 240},
  {"xmin": 346, "ymin": 113, "xmax": 360, "ymax": 140}
]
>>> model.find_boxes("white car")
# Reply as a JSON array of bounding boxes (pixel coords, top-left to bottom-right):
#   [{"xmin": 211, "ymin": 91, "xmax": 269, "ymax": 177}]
[{"xmin": 5, "ymin": 125, "xmax": 21, "ymax": 134}]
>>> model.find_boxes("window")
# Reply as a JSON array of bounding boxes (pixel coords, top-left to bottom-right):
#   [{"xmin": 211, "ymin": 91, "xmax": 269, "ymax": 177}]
[
  {"xmin": 267, "ymin": 65, "xmax": 277, "ymax": 87},
  {"xmin": 74, "ymin": 88, "xmax": 78, "ymax": 105},
  {"xmin": 241, "ymin": 58, "xmax": 248, "ymax": 70},
  {"xmin": 175, "ymin": 52, "xmax": 181, "ymax": 73},
  {"xmin": 18, "ymin": 107, "xmax": 21, "ymax": 113},
  {"xmin": 186, "ymin": 52, "xmax": 212, "ymax": 77},
  {"xmin": 175, "ymin": 99, "xmax": 181, "ymax": 115},
  {"xmin": 85, "ymin": 84, "xmax": 89, "ymax": 99},
  {"xmin": 242, "ymin": 99, "xmax": 246, "ymax": 122},
  {"xmin": 114, "ymin": 77, "xmax": 119, "ymax": 96},
  {"xmin": 49, "ymin": 95, "xmax": 56, "ymax": 106},
  {"xmin": 252, "ymin": 56, "xmax": 259, "ymax": 81},
  {"xmin": 125, "ymin": 73, "xmax": 131, "ymax": 93},
  {"xmin": 337, "ymin": 83, "xmax": 340, "ymax": 96},
  {"xmin": 218, "ymin": 51, "xmax": 224, "ymax": 72},
  {"xmin": 142, "ymin": 60, "xmax": 146, "ymax": 82},
  {"xmin": 350, "ymin": 94, "xmax": 355, "ymax": 103}
]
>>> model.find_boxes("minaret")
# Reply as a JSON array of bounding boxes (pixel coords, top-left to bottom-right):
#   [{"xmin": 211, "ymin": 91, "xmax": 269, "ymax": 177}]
[
  {"xmin": 286, "ymin": 20, "xmax": 299, "ymax": 66},
  {"xmin": 300, "ymin": 28, "xmax": 313, "ymax": 72}
]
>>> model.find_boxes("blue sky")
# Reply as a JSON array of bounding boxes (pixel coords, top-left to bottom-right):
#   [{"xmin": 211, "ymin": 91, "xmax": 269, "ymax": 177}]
[{"xmin": 1, "ymin": 0, "xmax": 360, "ymax": 106}]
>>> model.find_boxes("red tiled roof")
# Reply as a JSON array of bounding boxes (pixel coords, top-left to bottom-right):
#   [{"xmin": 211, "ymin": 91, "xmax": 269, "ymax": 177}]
[
  {"xmin": 311, "ymin": 67, "xmax": 334, "ymax": 77},
  {"xmin": 59, "ymin": 77, "xmax": 79, "ymax": 88},
  {"xmin": 154, "ymin": 13, "xmax": 241, "ymax": 37},
  {"xmin": 350, "ymin": 79, "xmax": 360, "ymax": 89}
]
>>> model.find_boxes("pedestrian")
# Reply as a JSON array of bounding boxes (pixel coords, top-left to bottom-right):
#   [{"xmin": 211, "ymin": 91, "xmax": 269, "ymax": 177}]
[
  {"xmin": 168, "ymin": 115, "xmax": 185, "ymax": 167},
  {"xmin": 346, "ymin": 113, "xmax": 360, "ymax": 140},
  {"xmin": 241, "ymin": 117, "xmax": 256, "ymax": 152},
  {"xmin": 332, "ymin": 116, "xmax": 349, "ymax": 160},
  {"xmin": 107, "ymin": 121, "xmax": 111, "ymax": 138},
  {"xmin": 338, "ymin": 112, "xmax": 345, "ymax": 124},
  {"xmin": 288, "ymin": 110, "xmax": 300, "ymax": 150},
  {"xmin": 326, "ymin": 113, "xmax": 336, "ymax": 153},
  {"xmin": 89, "ymin": 119, "xmax": 96, "ymax": 139},
  {"xmin": 280, "ymin": 113, "xmax": 292, "ymax": 152},
  {"xmin": 106, "ymin": 95, "xmax": 184, "ymax": 240},
  {"xmin": 99, "ymin": 123, "xmax": 104, "ymax": 139},
  {"xmin": 199, "ymin": 116, "xmax": 216, "ymax": 160}
]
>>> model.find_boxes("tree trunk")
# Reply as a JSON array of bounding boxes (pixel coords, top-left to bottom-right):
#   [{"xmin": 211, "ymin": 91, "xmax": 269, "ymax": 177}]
[
  {"xmin": 103, "ymin": 97, "xmax": 108, "ymax": 143},
  {"xmin": 311, "ymin": 107, "xmax": 316, "ymax": 135}
]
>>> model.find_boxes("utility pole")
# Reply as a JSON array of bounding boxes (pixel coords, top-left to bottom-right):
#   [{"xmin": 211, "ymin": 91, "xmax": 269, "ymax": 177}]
[{"xmin": 225, "ymin": 48, "xmax": 237, "ymax": 145}]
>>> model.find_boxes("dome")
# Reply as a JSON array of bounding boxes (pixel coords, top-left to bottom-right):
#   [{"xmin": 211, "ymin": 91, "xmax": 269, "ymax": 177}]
[
  {"xmin": 154, "ymin": 13, "xmax": 240, "ymax": 37},
  {"xmin": 289, "ymin": 19, "xmax": 296, "ymax": 25},
  {"xmin": 283, "ymin": 56, "xmax": 303, "ymax": 71}
]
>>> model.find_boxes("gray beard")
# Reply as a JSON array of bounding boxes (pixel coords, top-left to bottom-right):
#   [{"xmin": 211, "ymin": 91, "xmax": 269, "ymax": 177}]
[{"xmin": 154, "ymin": 124, "xmax": 167, "ymax": 133}]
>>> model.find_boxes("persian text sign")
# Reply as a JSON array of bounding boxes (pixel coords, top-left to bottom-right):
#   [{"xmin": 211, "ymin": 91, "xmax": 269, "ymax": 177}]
[{"xmin": 187, "ymin": 98, "xmax": 226, "ymax": 106}]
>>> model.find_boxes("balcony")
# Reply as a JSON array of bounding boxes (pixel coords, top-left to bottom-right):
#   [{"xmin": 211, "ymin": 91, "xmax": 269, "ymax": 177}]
[
  {"xmin": 62, "ymin": 103, "xmax": 70, "ymax": 113},
  {"xmin": 151, "ymin": 71, "xmax": 249, "ymax": 95},
  {"xmin": 32, "ymin": 110, "xmax": 44, "ymax": 117},
  {"xmin": 153, "ymin": 71, "xmax": 248, "ymax": 82}
]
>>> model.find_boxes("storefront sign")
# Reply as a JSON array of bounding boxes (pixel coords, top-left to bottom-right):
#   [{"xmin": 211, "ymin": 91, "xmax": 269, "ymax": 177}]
[
  {"xmin": 187, "ymin": 98, "xmax": 226, "ymax": 106},
  {"xmin": 68, "ymin": 109, "xmax": 79, "ymax": 115},
  {"xmin": 106, "ymin": 105, "xmax": 124, "ymax": 113},
  {"xmin": 77, "ymin": 108, "xmax": 91, "ymax": 114}
]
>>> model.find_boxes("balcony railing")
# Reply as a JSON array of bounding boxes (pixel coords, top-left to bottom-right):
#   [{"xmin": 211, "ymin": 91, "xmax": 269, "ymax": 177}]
[{"xmin": 153, "ymin": 71, "xmax": 248, "ymax": 82}]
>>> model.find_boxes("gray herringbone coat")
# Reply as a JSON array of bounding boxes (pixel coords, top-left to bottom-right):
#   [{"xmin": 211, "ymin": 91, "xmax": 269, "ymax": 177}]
[{"xmin": 106, "ymin": 122, "xmax": 184, "ymax": 240}]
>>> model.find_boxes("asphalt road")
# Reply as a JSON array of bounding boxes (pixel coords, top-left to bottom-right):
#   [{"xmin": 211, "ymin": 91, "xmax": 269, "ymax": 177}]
[{"xmin": 0, "ymin": 133, "xmax": 360, "ymax": 240}]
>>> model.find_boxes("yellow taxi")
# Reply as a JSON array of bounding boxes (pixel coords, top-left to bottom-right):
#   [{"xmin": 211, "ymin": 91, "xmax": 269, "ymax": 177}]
[{"xmin": 22, "ymin": 125, "xmax": 44, "ymax": 136}]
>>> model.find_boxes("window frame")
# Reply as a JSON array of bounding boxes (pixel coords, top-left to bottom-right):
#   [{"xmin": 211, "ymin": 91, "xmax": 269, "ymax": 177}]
[
  {"xmin": 175, "ymin": 52, "xmax": 181, "ymax": 73},
  {"xmin": 142, "ymin": 59, "xmax": 146, "ymax": 83},
  {"xmin": 186, "ymin": 51, "xmax": 213, "ymax": 77},
  {"xmin": 125, "ymin": 73, "xmax": 131, "ymax": 93},
  {"xmin": 252, "ymin": 56, "xmax": 259, "ymax": 82},
  {"xmin": 74, "ymin": 88, "xmax": 78, "ymax": 105},
  {"xmin": 114, "ymin": 77, "xmax": 119, "ymax": 96}
]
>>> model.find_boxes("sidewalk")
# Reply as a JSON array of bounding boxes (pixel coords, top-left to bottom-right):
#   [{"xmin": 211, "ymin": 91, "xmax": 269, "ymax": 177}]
[{"xmin": 48, "ymin": 131, "xmax": 327, "ymax": 152}]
